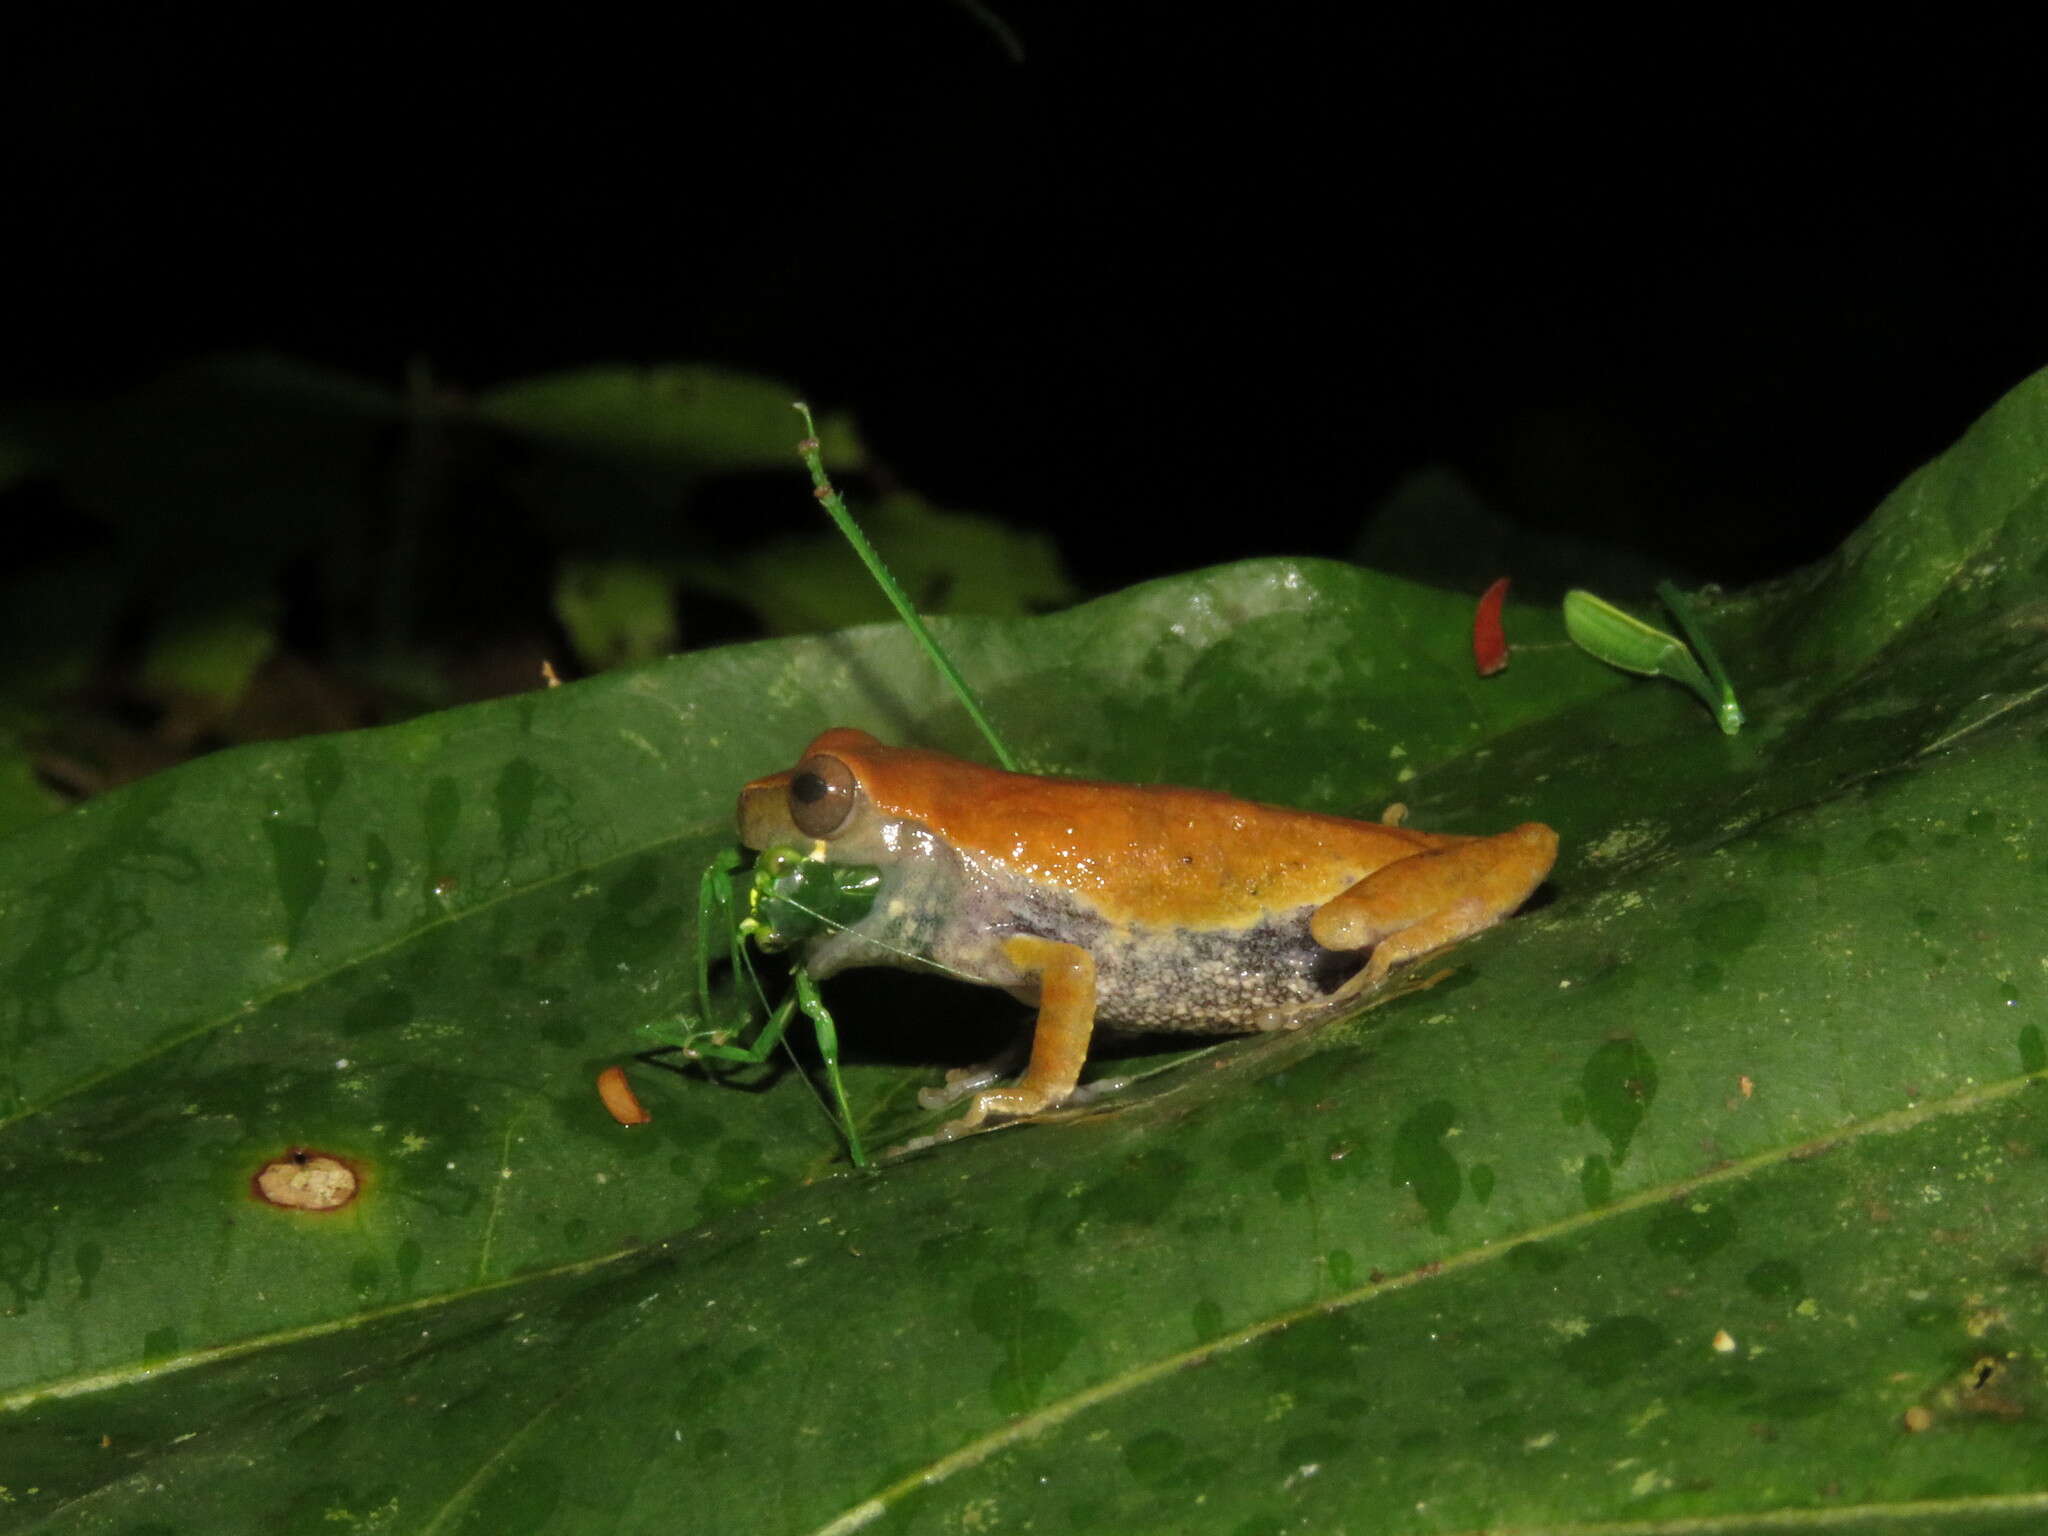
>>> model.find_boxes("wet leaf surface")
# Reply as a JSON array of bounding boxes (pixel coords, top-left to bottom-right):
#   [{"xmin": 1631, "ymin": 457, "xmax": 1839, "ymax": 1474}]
[{"xmin": 3, "ymin": 369, "xmax": 2048, "ymax": 1532}]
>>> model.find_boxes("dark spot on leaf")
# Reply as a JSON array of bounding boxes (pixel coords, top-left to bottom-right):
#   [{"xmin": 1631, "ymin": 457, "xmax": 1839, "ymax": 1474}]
[
  {"xmin": 585, "ymin": 856, "xmax": 687, "ymax": 976},
  {"xmin": 418, "ymin": 779, "xmax": 465, "ymax": 903},
  {"xmin": 1257, "ymin": 1312, "xmax": 1365, "ymax": 1384},
  {"xmin": 362, "ymin": 830, "xmax": 394, "ymax": 918},
  {"xmin": 1123, "ymin": 1429, "xmax": 1185, "ymax": 1486},
  {"xmin": 1264, "ymin": 1046, "xmax": 1371, "ymax": 1109},
  {"xmin": 1744, "ymin": 1258, "xmax": 1803, "ymax": 1300},
  {"xmin": 1389, "ymin": 1099, "xmax": 1460, "ymax": 1234},
  {"xmin": 1645, "ymin": 1202, "xmax": 1736, "ymax": 1265},
  {"xmin": 1278, "ymin": 1430, "xmax": 1353, "ymax": 1466},
  {"xmin": 1506, "ymin": 1241, "xmax": 1569, "ymax": 1276},
  {"xmin": 1582, "ymin": 1036, "xmax": 1659, "ymax": 1164},
  {"xmin": 1078, "ymin": 1149, "xmax": 1192, "ymax": 1225},
  {"xmin": 263, "ymin": 817, "xmax": 325, "ymax": 949},
  {"xmin": 537, "ymin": 1020, "xmax": 586, "ymax": 1049},
  {"xmin": 1228, "ymin": 1128, "xmax": 1285, "ymax": 1171},
  {"xmin": 495, "ymin": 756, "xmax": 542, "ymax": 860},
  {"xmin": 1763, "ymin": 1386, "xmax": 1844, "ymax": 1420},
  {"xmin": 1682, "ymin": 1372, "xmax": 1757, "ymax": 1412},
  {"xmin": 1695, "ymin": 897, "xmax": 1768, "ymax": 955},
  {"xmin": 1581, "ymin": 1154, "xmax": 1613, "ymax": 1208},
  {"xmin": 395, "ymin": 1237, "xmax": 423, "ymax": 1290},
  {"xmin": 303, "ymin": 743, "xmax": 345, "ymax": 818},
  {"xmin": 1559, "ymin": 1315, "xmax": 1670, "ymax": 1388},
  {"xmin": 341, "ymin": 987, "xmax": 413, "ymax": 1037}
]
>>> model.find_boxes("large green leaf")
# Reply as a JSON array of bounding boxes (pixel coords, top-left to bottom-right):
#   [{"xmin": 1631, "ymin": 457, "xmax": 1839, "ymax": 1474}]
[{"xmin": 4, "ymin": 368, "xmax": 2047, "ymax": 1533}]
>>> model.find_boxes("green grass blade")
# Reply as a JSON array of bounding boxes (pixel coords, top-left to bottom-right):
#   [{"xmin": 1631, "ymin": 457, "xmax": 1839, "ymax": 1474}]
[{"xmin": 793, "ymin": 402, "xmax": 1019, "ymax": 770}]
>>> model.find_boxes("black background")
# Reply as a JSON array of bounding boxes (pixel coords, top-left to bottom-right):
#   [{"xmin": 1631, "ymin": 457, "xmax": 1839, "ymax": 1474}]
[{"xmin": 13, "ymin": 7, "xmax": 2045, "ymax": 597}]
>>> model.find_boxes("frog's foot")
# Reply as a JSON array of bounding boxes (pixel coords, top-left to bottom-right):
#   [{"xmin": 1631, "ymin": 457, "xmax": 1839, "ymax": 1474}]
[
  {"xmin": 922, "ymin": 1080, "xmax": 1069, "ymax": 1145},
  {"xmin": 915, "ymin": 1038, "xmax": 1029, "ymax": 1112},
  {"xmin": 1310, "ymin": 822, "xmax": 1558, "ymax": 985},
  {"xmin": 893, "ymin": 1070, "xmax": 1141, "ymax": 1155},
  {"xmin": 909, "ymin": 935, "xmax": 1099, "ymax": 1145},
  {"xmin": 890, "ymin": 1082, "xmax": 1055, "ymax": 1156}
]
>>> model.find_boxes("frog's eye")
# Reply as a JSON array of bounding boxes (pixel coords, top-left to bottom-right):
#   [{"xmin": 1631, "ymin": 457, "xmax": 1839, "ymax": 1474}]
[{"xmin": 788, "ymin": 753, "xmax": 859, "ymax": 838}]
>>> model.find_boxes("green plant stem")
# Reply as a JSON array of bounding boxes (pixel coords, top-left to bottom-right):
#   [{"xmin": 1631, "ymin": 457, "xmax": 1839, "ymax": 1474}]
[
  {"xmin": 1655, "ymin": 581, "xmax": 1746, "ymax": 734},
  {"xmin": 792, "ymin": 402, "xmax": 1018, "ymax": 770}
]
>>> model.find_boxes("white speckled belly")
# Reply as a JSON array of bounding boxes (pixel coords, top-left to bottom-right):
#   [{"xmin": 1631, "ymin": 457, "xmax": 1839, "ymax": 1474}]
[{"xmin": 801, "ymin": 847, "xmax": 1364, "ymax": 1034}]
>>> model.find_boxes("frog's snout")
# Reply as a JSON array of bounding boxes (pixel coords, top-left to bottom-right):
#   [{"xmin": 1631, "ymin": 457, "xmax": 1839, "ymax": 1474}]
[{"xmin": 738, "ymin": 774, "xmax": 797, "ymax": 850}]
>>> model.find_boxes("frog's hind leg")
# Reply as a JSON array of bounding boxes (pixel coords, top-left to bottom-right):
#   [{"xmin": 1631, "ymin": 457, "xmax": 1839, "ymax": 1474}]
[
  {"xmin": 1310, "ymin": 823, "xmax": 1558, "ymax": 986},
  {"xmin": 933, "ymin": 935, "xmax": 1097, "ymax": 1138}
]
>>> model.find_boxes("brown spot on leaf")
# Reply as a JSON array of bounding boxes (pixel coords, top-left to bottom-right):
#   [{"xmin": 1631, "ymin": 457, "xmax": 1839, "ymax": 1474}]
[{"xmin": 252, "ymin": 1148, "xmax": 361, "ymax": 1212}]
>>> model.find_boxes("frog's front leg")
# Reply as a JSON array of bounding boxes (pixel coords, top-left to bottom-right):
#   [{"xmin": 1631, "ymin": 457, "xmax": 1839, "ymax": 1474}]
[
  {"xmin": 935, "ymin": 934, "xmax": 1097, "ymax": 1137},
  {"xmin": 1310, "ymin": 822, "xmax": 1558, "ymax": 986}
]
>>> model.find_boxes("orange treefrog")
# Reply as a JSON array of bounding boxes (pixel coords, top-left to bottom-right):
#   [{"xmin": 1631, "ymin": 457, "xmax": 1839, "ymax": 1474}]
[{"xmin": 737, "ymin": 727, "xmax": 1558, "ymax": 1143}]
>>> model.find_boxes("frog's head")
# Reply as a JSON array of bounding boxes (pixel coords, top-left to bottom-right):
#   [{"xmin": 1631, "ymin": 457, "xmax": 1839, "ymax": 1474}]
[{"xmin": 737, "ymin": 727, "xmax": 887, "ymax": 854}]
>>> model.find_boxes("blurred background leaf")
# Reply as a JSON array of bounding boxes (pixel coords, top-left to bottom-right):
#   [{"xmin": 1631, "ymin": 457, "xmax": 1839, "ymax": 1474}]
[
  {"xmin": 0, "ymin": 354, "xmax": 1070, "ymax": 812},
  {"xmin": 679, "ymin": 489, "xmax": 1075, "ymax": 636}
]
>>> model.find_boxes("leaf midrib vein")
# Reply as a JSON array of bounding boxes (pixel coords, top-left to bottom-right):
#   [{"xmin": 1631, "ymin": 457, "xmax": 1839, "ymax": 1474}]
[{"xmin": 805, "ymin": 1067, "xmax": 2046, "ymax": 1536}]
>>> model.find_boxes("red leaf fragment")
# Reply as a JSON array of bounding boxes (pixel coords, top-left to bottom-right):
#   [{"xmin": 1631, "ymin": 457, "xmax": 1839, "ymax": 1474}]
[
  {"xmin": 597, "ymin": 1065, "xmax": 652, "ymax": 1126},
  {"xmin": 1473, "ymin": 576, "xmax": 1512, "ymax": 677}
]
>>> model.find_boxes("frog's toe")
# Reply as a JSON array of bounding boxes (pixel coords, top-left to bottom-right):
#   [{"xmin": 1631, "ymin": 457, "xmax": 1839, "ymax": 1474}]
[
  {"xmin": 893, "ymin": 1108, "xmax": 1013, "ymax": 1156},
  {"xmin": 916, "ymin": 1066, "xmax": 1002, "ymax": 1112},
  {"xmin": 916, "ymin": 1040, "xmax": 1030, "ymax": 1110},
  {"xmin": 959, "ymin": 1084, "xmax": 1062, "ymax": 1126},
  {"xmin": 1061, "ymin": 1072, "xmax": 1130, "ymax": 1107}
]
